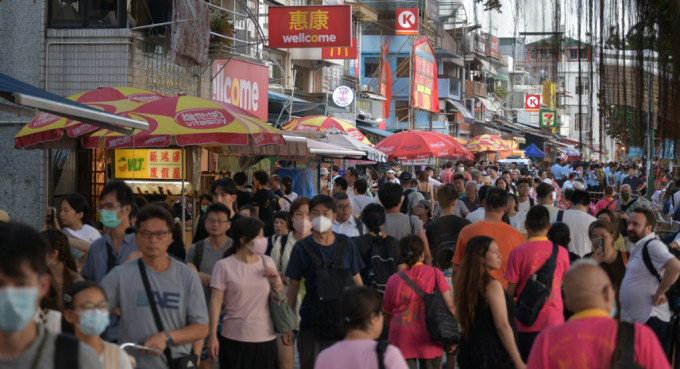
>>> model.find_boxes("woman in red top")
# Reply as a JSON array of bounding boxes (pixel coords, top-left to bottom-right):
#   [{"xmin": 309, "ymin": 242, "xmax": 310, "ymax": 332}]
[{"xmin": 383, "ymin": 235, "xmax": 454, "ymax": 369}]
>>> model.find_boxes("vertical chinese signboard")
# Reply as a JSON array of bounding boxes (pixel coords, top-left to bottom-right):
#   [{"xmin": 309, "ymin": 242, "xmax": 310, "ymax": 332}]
[
  {"xmin": 412, "ymin": 38, "xmax": 439, "ymax": 112},
  {"xmin": 115, "ymin": 149, "xmax": 186, "ymax": 180},
  {"xmin": 268, "ymin": 5, "xmax": 352, "ymax": 48},
  {"xmin": 380, "ymin": 39, "xmax": 392, "ymax": 118}
]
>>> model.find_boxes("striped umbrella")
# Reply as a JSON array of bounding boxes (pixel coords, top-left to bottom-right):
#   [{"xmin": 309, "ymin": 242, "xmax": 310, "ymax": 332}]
[
  {"xmin": 82, "ymin": 95, "xmax": 284, "ymax": 149},
  {"xmin": 467, "ymin": 134, "xmax": 510, "ymax": 152},
  {"xmin": 15, "ymin": 87, "xmax": 163, "ymax": 149},
  {"xmin": 281, "ymin": 115, "xmax": 371, "ymax": 145}
]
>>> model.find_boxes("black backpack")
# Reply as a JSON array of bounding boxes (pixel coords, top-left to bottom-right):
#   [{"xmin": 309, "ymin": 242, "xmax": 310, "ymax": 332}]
[
  {"xmin": 55, "ymin": 333, "xmax": 80, "ymax": 369},
  {"xmin": 610, "ymin": 321, "xmax": 644, "ymax": 369},
  {"xmin": 516, "ymin": 242, "xmax": 559, "ymax": 326},
  {"xmin": 364, "ymin": 235, "xmax": 398, "ymax": 294},
  {"xmin": 397, "ymin": 269, "xmax": 461, "ymax": 345},
  {"xmin": 400, "ymin": 189, "xmax": 415, "ymax": 214},
  {"xmin": 641, "ymin": 238, "xmax": 680, "ymax": 314},
  {"xmin": 301, "ymin": 235, "xmax": 356, "ymax": 340}
]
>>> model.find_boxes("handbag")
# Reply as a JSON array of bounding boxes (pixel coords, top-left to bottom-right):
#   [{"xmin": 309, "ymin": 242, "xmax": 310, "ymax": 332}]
[
  {"xmin": 261, "ymin": 257, "xmax": 297, "ymax": 333},
  {"xmin": 397, "ymin": 268, "xmax": 461, "ymax": 345},
  {"xmin": 138, "ymin": 259, "xmax": 198, "ymax": 369},
  {"xmin": 515, "ymin": 242, "xmax": 559, "ymax": 326}
]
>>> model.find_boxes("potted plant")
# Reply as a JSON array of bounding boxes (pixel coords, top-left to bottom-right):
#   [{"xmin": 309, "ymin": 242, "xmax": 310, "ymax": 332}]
[{"xmin": 209, "ymin": 10, "xmax": 233, "ymax": 59}]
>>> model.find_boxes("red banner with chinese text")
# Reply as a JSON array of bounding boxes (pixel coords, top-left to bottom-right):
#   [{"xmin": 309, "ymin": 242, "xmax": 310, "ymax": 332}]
[
  {"xmin": 268, "ymin": 5, "xmax": 352, "ymax": 48},
  {"xmin": 412, "ymin": 38, "xmax": 439, "ymax": 112},
  {"xmin": 380, "ymin": 40, "xmax": 392, "ymax": 118}
]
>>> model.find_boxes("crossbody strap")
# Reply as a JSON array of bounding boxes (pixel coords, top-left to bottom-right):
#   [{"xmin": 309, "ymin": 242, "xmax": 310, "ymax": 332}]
[
  {"xmin": 301, "ymin": 238, "xmax": 326, "ymax": 269},
  {"xmin": 137, "ymin": 259, "xmax": 173, "ymax": 365},
  {"xmin": 641, "ymin": 239, "xmax": 662, "ymax": 282},
  {"xmin": 397, "ymin": 270, "xmax": 425, "ymax": 298},
  {"xmin": 105, "ymin": 241, "xmax": 117, "ymax": 274},
  {"xmin": 556, "ymin": 210, "xmax": 564, "ymax": 223},
  {"xmin": 376, "ymin": 340, "xmax": 389, "ymax": 369},
  {"xmin": 535, "ymin": 242, "xmax": 560, "ymax": 285},
  {"xmin": 611, "ymin": 321, "xmax": 636, "ymax": 363}
]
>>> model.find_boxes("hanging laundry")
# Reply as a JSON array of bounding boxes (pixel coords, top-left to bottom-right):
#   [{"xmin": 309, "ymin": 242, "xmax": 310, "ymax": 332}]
[{"xmin": 171, "ymin": 0, "xmax": 210, "ymax": 68}]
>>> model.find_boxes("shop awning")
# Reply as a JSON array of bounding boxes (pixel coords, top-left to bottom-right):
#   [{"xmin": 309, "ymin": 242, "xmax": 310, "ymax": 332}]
[
  {"xmin": 477, "ymin": 96, "xmax": 499, "ymax": 114},
  {"xmin": 306, "ymin": 139, "xmax": 364, "ymax": 158},
  {"xmin": 0, "ymin": 73, "xmax": 148, "ymax": 133},
  {"xmin": 268, "ymin": 90, "xmax": 309, "ymax": 104},
  {"xmin": 446, "ymin": 99, "xmax": 474, "ymax": 122},
  {"xmin": 357, "ymin": 125, "xmax": 393, "ymax": 138}
]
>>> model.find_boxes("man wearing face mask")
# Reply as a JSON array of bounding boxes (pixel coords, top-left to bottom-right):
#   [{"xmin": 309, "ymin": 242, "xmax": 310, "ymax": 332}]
[
  {"xmin": 101, "ymin": 205, "xmax": 209, "ymax": 369},
  {"xmin": 285, "ymin": 195, "xmax": 364, "ymax": 369},
  {"xmin": 527, "ymin": 259, "xmax": 669, "ymax": 368},
  {"xmin": 0, "ymin": 222, "xmax": 102, "ymax": 369},
  {"xmin": 615, "ymin": 184, "xmax": 641, "ymax": 221}
]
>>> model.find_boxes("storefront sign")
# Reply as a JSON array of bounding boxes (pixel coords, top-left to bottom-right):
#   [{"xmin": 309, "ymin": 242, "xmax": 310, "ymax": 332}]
[
  {"xmin": 212, "ymin": 59, "xmax": 269, "ymax": 121},
  {"xmin": 115, "ymin": 149, "xmax": 185, "ymax": 180},
  {"xmin": 489, "ymin": 36, "xmax": 499, "ymax": 58},
  {"xmin": 332, "ymin": 86, "xmax": 354, "ymax": 107},
  {"xmin": 380, "ymin": 39, "xmax": 392, "ymax": 118},
  {"xmin": 542, "ymin": 81, "xmax": 556, "ymax": 109},
  {"xmin": 268, "ymin": 5, "xmax": 352, "ymax": 48},
  {"xmin": 396, "ymin": 8, "xmax": 418, "ymax": 35},
  {"xmin": 322, "ymin": 38, "xmax": 357, "ymax": 59},
  {"xmin": 412, "ymin": 38, "xmax": 439, "ymax": 112},
  {"xmin": 525, "ymin": 94, "xmax": 540, "ymax": 112},
  {"xmin": 539, "ymin": 110, "xmax": 556, "ymax": 127}
]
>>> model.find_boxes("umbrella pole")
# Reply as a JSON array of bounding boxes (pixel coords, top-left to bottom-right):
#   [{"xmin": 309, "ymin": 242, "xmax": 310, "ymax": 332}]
[{"xmin": 181, "ymin": 148, "xmax": 186, "ymax": 241}]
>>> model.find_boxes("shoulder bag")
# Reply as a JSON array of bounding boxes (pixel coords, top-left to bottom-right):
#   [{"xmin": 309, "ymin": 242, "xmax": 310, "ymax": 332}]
[
  {"xmin": 515, "ymin": 242, "xmax": 559, "ymax": 326},
  {"xmin": 261, "ymin": 256, "xmax": 297, "ymax": 333}
]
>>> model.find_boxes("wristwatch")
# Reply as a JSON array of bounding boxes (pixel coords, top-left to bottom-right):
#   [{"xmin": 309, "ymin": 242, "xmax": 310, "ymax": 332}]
[{"xmin": 163, "ymin": 331, "xmax": 174, "ymax": 346}]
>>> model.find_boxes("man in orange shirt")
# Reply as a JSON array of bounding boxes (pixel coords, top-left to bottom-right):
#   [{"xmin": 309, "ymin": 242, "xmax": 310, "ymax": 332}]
[{"xmin": 453, "ymin": 187, "xmax": 525, "ymax": 288}]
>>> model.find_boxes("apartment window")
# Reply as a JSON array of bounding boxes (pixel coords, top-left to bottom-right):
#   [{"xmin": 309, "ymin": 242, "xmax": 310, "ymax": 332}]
[
  {"xmin": 574, "ymin": 113, "xmax": 590, "ymax": 131},
  {"xmin": 569, "ymin": 48, "xmax": 589, "ymax": 60},
  {"xmin": 395, "ymin": 101, "xmax": 410, "ymax": 124},
  {"xmin": 49, "ymin": 0, "xmax": 128, "ymax": 28},
  {"xmin": 575, "ymin": 76, "xmax": 590, "ymax": 95},
  {"xmin": 396, "ymin": 58, "xmax": 410, "ymax": 78},
  {"xmin": 364, "ymin": 57, "xmax": 380, "ymax": 78}
]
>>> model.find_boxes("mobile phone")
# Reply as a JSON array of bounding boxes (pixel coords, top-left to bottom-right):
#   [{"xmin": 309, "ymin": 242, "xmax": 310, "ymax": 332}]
[
  {"xmin": 45, "ymin": 207, "xmax": 56, "ymax": 225},
  {"xmin": 119, "ymin": 343, "xmax": 161, "ymax": 354},
  {"xmin": 593, "ymin": 238, "xmax": 605, "ymax": 254}
]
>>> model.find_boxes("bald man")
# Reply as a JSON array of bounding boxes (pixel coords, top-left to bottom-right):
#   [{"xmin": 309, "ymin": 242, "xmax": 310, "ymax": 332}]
[{"xmin": 527, "ymin": 259, "xmax": 669, "ymax": 368}]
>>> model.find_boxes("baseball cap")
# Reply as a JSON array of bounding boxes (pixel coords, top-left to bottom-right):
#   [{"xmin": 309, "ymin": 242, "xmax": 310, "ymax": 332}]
[
  {"xmin": 386, "ymin": 169, "xmax": 396, "ymax": 174},
  {"xmin": 399, "ymin": 171, "xmax": 412, "ymax": 181},
  {"xmin": 320, "ymin": 168, "xmax": 329, "ymax": 175}
]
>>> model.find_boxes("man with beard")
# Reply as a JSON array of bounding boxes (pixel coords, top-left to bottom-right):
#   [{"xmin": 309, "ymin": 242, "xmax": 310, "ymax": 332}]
[{"xmin": 619, "ymin": 208, "xmax": 680, "ymax": 357}]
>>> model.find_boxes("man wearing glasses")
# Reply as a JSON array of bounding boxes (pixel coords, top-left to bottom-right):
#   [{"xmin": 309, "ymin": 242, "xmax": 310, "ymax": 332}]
[
  {"xmin": 101, "ymin": 205, "xmax": 208, "ymax": 369},
  {"xmin": 82, "ymin": 180, "xmax": 138, "ymax": 342}
]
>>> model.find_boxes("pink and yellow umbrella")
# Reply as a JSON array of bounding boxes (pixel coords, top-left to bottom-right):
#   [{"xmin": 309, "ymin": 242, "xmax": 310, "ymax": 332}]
[
  {"xmin": 281, "ymin": 116, "xmax": 372, "ymax": 145},
  {"xmin": 453, "ymin": 137, "xmax": 468, "ymax": 145},
  {"xmin": 15, "ymin": 87, "xmax": 163, "ymax": 149},
  {"xmin": 82, "ymin": 95, "xmax": 284, "ymax": 149},
  {"xmin": 467, "ymin": 134, "xmax": 510, "ymax": 152}
]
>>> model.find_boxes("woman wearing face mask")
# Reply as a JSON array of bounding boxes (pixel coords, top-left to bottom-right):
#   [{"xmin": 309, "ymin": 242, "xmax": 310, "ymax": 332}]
[
  {"xmin": 270, "ymin": 197, "xmax": 310, "ymax": 369},
  {"xmin": 313, "ymin": 286, "xmax": 408, "ymax": 369},
  {"xmin": 198, "ymin": 194, "xmax": 213, "ymax": 218},
  {"xmin": 63, "ymin": 281, "xmax": 134, "ymax": 369},
  {"xmin": 207, "ymin": 217, "xmax": 290, "ymax": 369},
  {"xmin": 585, "ymin": 220, "xmax": 627, "ymax": 319}
]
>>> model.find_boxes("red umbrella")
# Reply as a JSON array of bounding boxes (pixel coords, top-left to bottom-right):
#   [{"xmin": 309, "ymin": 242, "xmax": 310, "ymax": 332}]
[{"xmin": 374, "ymin": 130, "xmax": 473, "ymax": 161}]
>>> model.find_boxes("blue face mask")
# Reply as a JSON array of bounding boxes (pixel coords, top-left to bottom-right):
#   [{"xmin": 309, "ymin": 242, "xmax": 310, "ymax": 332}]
[
  {"xmin": 100, "ymin": 209, "xmax": 121, "ymax": 229},
  {"xmin": 200, "ymin": 205, "xmax": 209, "ymax": 213},
  {"xmin": 610, "ymin": 302, "xmax": 618, "ymax": 318},
  {"xmin": 0, "ymin": 287, "xmax": 38, "ymax": 333},
  {"xmin": 77, "ymin": 309, "xmax": 110, "ymax": 337}
]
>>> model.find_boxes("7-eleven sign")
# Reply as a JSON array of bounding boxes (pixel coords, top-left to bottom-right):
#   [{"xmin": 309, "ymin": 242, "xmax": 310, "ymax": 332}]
[{"xmin": 539, "ymin": 110, "xmax": 556, "ymax": 127}]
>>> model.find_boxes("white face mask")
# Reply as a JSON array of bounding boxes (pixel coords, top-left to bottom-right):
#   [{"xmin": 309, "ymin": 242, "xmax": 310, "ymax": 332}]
[{"xmin": 311, "ymin": 216, "xmax": 333, "ymax": 233}]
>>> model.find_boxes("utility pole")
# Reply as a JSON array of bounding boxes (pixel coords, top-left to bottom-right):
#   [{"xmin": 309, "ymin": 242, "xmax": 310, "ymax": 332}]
[{"xmin": 646, "ymin": 72, "xmax": 654, "ymax": 199}]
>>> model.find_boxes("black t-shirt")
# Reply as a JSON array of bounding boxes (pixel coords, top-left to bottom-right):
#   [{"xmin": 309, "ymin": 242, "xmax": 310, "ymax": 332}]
[
  {"xmin": 353, "ymin": 233, "xmax": 402, "ymax": 283},
  {"xmin": 426, "ymin": 214, "xmax": 470, "ymax": 250},
  {"xmin": 236, "ymin": 190, "xmax": 252, "ymax": 211},
  {"xmin": 584, "ymin": 250, "xmax": 627, "ymax": 318},
  {"xmin": 252, "ymin": 189, "xmax": 276, "ymax": 236}
]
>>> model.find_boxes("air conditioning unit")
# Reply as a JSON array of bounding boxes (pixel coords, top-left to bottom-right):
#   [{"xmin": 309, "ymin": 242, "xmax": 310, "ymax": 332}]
[{"xmin": 358, "ymin": 85, "xmax": 368, "ymax": 92}]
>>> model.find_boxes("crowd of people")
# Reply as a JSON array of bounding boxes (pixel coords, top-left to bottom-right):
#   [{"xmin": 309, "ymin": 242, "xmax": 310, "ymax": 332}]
[{"xmin": 2, "ymin": 158, "xmax": 680, "ymax": 369}]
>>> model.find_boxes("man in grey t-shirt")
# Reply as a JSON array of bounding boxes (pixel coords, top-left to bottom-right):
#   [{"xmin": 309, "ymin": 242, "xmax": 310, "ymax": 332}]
[
  {"xmin": 378, "ymin": 182, "xmax": 432, "ymax": 264},
  {"xmin": 102, "ymin": 206, "xmax": 208, "ymax": 369},
  {"xmin": 0, "ymin": 222, "xmax": 101, "ymax": 369}
]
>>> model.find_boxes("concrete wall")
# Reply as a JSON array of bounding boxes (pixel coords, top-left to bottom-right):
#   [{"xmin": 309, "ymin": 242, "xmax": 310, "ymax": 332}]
[{"xmin": 0, "ymin": 0, "xmax": 48, "ymax": 228}]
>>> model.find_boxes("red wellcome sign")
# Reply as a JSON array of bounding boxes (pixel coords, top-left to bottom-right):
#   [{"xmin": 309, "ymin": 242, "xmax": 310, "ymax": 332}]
[{"xmin": 268, "ymin": 5, "xmax": 352, "ymax": 48}]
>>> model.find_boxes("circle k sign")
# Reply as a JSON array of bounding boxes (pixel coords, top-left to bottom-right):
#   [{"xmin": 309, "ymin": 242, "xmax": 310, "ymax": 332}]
[
  {"xmin": 525, "ymin": 94, "xmax": 540, "ymax": 111},
  {"xmin": 396, "ymin": 8, "xmax": 419, "ymax": 35}
]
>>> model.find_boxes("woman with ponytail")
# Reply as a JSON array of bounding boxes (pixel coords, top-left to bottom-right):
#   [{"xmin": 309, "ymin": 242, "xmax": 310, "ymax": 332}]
[
  {"xmin": 354, "ymin": 203, "xmax": 403, "ymax": 290},
  {"xmin": 383, "ymin": 235, "xmax": 454, "ymax": 369},
  {"xmin": 455, "ymin": 236, "xmax": 524, "ymax": 369}
]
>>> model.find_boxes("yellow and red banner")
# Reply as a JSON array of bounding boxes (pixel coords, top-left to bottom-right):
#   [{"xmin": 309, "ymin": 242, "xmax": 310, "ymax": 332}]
[
  {"xmin": 322, "ymin": 38, "xmax": 357, "ymax": 59},
  {"xmin": 268, "ymin": 5, "xmax": 352, "ymax": 48},
  {"xmin": 115, "ymin": 149, "xmax": 186, "ymax": 180},
  {"xmin": 412, "ymin": 38, "xmax": 439, "ymax": 112}
]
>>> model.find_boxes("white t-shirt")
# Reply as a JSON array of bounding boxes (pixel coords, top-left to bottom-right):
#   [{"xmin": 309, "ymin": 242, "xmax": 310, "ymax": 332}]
[
  {"xmin": 550, "ymin": 209, "xmax": 597, "ymax": 257},
  {"xmin": 64, "ymin": 224, "xmax": 102, "ymax": 242},
  {"xmin": 279, "ymin": 192, "xmax": 299, "ymax": 212},
  {"xmin": 620, "ymin": 233, "xmax": 675, "ymax": 323},
  {"xmin": 517, "ymin": 198, "xmax": 533, "ymax": 213},
  {"xmin": 466, "ymin": 208, "xmax": 485, "ymax": 224}
]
